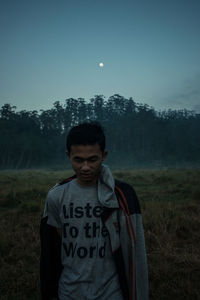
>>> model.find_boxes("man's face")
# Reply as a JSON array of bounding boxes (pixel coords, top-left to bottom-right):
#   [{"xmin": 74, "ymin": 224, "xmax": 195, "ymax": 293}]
[{"xmin": 68, "ymin": 143, "xmax": 107, "ymax": 186}]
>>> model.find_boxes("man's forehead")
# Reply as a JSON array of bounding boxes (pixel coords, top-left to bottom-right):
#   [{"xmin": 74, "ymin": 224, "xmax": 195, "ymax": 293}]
[{"xmin": 70, "ymin": 143, "xmax": 102, "ymax": 155}]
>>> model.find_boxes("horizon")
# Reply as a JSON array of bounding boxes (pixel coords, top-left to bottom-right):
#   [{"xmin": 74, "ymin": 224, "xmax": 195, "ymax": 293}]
[{"xmin": 1, "ymin": 93, "xmax": 199, "ymax": 114}]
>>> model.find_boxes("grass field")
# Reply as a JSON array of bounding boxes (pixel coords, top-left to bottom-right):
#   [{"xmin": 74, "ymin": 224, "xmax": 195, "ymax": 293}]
[{"xmin": 0, "ymin": 169, "xmax": 200, "ymax": 299}]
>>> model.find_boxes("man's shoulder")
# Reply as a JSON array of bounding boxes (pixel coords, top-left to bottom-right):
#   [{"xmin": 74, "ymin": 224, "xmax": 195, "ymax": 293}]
[
  {"xmin": 48, "ymin": 176, "xmax": 76, "ymax": 198},
  {"xmin": 114, "ymin": 178, "xmax": 141, "ymax": 214},
  {"xmin": 115, "ymin": 178, "xmax": 133, "ymax": 190}
]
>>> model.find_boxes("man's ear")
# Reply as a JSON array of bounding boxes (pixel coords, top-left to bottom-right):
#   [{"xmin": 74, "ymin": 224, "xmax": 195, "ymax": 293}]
[
  {"xmin": 66, "ymin": 151, "xmax": 70, "ymax": 158},
  {"xmin": 102, "ymin": 150, "xmax": 108, "ymax": 161}
]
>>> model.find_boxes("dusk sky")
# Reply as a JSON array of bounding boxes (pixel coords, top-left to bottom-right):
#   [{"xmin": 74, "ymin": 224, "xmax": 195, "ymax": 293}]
[{"xmin": 1, "ymin": 0, "xmax": 200, "ymax": 112}]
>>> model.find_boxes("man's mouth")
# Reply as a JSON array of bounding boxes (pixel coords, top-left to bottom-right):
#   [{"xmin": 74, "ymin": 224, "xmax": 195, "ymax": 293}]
[{"xmin": 81, "ymin": 173, "xmax": 92, "ymax": 177}]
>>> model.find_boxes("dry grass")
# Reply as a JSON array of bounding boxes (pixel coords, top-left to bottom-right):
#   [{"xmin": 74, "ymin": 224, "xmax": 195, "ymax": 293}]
[{"xmin": 0, "ymin": 169, "xmax": 200, "ymax": 299}]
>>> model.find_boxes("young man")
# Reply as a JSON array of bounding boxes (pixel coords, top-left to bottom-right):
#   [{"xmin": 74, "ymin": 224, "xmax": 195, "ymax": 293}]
[{"xmin": 40, "ymin": 122, "xmax": 148, "ymax": 300}]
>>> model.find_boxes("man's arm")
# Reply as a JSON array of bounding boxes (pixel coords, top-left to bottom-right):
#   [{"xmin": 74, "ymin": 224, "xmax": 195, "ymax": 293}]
[
  {"xmin": 134, "ymin": 213, "xmax": 149, "ymax": 300},
  {"xmin": 40, "ymin": 216, "xmax": 62, "ymax": 300},
  {"xmin": 40, "ymin": 190, "xmax": 62, "ymax": 300},
  {"xmin": 115, "ymin": 180, "xmax": 149, "ymax": 300},
  {"xmin": 57, "ymin": 228, "xmax": 62, "ymax": 237}
]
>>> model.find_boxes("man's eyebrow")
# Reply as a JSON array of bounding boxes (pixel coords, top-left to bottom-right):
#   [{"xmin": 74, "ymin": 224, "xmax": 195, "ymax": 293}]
[{"xmin": 73, "ymin": 155, "xmax": 99, "ymax": 159}]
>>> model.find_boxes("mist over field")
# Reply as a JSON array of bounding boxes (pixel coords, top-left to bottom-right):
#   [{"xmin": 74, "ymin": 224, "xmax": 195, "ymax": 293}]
[{"xmin": 1, "ymin": 94, "xmax": 200, "ymax": 170}]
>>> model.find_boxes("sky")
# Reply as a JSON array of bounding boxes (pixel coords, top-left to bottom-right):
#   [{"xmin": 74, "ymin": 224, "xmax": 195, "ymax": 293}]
[{"xmin": 1, "ymin": 0, "xmax": 200, "ymax": 112}]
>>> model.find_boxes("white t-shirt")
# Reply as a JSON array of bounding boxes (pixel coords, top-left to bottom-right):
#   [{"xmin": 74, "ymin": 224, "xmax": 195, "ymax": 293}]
[{"xmin": 45, "ymin": 179, "xmax": 123, "ymax": 300}]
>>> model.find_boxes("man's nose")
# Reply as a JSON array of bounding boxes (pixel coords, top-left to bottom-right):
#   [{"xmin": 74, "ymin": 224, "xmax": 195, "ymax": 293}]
[{"xmin": 81, "ymin": 161, "xmax": 90, "ymax": 171}]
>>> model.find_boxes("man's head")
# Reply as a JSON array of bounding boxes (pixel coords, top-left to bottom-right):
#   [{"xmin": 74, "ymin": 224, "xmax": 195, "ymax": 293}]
[
  {"xmin": 66, "ymin": 122, "xmax": 106, "ymax": 154},
  {"xmin": 66, "ymin": 122, "xmax": 107, "ymax": 186}
]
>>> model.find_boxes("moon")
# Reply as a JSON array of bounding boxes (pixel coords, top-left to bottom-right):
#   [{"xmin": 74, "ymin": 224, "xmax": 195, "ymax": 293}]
[{"xmin": 99, "ymin": 62, "xmax": 104, "ymax": 68}]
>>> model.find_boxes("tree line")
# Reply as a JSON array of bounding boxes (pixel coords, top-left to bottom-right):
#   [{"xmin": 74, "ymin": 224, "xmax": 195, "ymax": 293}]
[{"xmin": 0, "ymin": 94, "xmax": 199, "ymax": 169}]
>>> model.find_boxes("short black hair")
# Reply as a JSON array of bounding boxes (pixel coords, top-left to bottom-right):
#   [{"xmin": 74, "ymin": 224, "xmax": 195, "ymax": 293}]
[{"xmin": 66, "ymin": 122, "xmax": 105, "ymax": 153}]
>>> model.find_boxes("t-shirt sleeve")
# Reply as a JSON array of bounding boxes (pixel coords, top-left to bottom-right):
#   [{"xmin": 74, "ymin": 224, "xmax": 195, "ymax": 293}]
[{"xmin": 45, "ymin": 191, "xmax": 62, "ymax": 229}]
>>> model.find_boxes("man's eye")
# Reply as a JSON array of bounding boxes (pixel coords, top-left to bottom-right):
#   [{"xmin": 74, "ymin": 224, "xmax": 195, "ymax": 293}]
[
  {"xmin": 89, "ymin": 158, "xmax": 98, "ymax": 162},
  {"xmin": 74, "ymin": 158, "xmax": 83, "ymax": 163}
]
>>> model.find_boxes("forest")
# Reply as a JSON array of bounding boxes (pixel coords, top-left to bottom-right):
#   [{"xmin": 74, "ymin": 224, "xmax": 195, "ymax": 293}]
[{"xmin": 0, "ymin": 94, "xmax": 200, "ymax": 169}]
